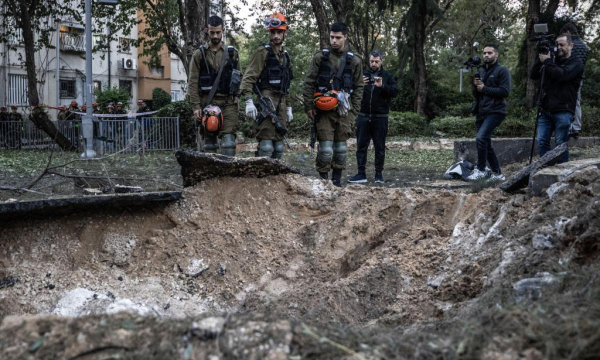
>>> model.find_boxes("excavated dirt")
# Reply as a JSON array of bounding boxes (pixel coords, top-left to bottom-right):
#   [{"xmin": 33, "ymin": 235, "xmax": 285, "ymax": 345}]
[{"xmin": 1, "ymin": 166, "xmax": 600, "ymax": 359}]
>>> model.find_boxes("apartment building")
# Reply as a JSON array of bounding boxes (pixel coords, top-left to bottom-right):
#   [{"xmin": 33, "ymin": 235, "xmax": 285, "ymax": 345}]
[{"xmin": 0, "ymin": 8, "xmax": 188, "ymax": 117}]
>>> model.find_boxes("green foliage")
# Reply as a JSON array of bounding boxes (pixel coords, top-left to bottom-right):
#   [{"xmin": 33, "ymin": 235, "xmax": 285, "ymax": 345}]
[
  {"xmin": 582, "ymin": 106, "xmax": 600, "ymax": 136},
  {"xmin": 388, "ymin": 112, "xmax": 432, "ymax": 137},
  {"xmin": 155, "ymin": 100, "xmax": 195, "ymax": 148},
  {"xmin": 444, "ymin": 102, "xmax": 473, "ymax": 117},
  {"xmin": 431, "ymin": 116, "xmax": 474, "ymax": 137},
  {"xmin": 94, "ymin": 86, "xmax": 131, "ymax": 111},
  {"xmin": 286, "ymin": 112, "xmax": 312, "ymax": 139},
  {"xmin": 152, "ymin": 88, "xmax": 172, "ymax": 110},
  {"xmin": 495, "ymin": 116, "xmax": 535, "ymax": 138}
]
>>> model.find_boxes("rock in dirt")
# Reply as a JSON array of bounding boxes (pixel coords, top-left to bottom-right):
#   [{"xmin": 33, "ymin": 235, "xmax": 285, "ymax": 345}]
[
  {"xmin": 176, "ymin": 150, "xmax": 302, "ymax": 187},
  {"xmin": 513, "ymin": 272, "xmax": 562, "ymax": 301},
  {"xmin": 500, "ymin": 143, "xmax": 567, "ymax": 193}
]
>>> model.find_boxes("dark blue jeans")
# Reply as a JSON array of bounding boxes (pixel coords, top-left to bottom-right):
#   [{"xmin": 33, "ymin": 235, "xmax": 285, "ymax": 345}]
[
  {"xmin": 537, "ymin": 111, "xmax": 572, "ymax": 164},
  {"xmin": 475, "ymin": 113, "xmax": 504, "ymax": 173},
  {"xmin": 355, "ymin": 114, "xmax": 388, "ymax": 174}
]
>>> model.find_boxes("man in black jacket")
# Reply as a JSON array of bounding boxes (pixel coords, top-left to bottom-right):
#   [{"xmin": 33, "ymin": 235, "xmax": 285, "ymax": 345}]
[
  {"xmin": 530, "ymin": 35, "xmax": 584, "ymax": 164},
  {"xmin": 467, "ymin": 44, "xmax": 511, "ymax": 181},
  {"xmin": 348, "ymin": 51, "xmax": 398, "ymax": 184},
  {"xmin": 560, "ymin": 23, "xmax": 588, "ymax": 138}
]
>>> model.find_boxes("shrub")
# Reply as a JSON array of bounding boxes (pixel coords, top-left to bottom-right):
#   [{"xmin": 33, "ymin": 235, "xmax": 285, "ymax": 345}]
[
  {"xmin": 388, "ymin": 112, "xmax": 432, "ymax": 137},
  {"xmin": 94, "ymin": 86, "xmax": 130, "ymax": 111},
  {"xmin": 582, "ymin": 106, "xmax": 600, "ymax": 136},
  {"xmin": 430, "ymin": 116, "xmax": 474, "ymax": 138},
  {"xmin": 444, "ymin": 102, "xmax": 473, "ymax": 117},
  {"xmin": 496, "ymin": 116, "xmax": 535, "ymax": 138},
  {"xmin": 155, "ymin": 100, "xmax": 195, "ymax": 148},
  {"xmin": 152, "ymin": 88, "xmax": 172, "ymax": 110}
]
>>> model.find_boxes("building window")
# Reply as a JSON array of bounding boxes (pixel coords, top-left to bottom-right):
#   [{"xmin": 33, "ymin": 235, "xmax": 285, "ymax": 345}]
[
  {"xmin": 93, "ymin": 81, "xmax": 103, "ymax": 93},
  {"xmin": 9, "ymin": 74, "xmax": 28, "ymax": 105},
  {"xmin": 119, "ymin": 80, "xmax": 132, "ymax": 96},
  {"xmin": 60, "ymin": 79, "xmax": 77, "ymax": 98},
  {"xmin": 171, "ymin": 90, "xmax": 182, "ymax": 101},
  {"xmin": 5, "ymin": 18, "xmax": 23, "ymax": 45},
  {"xmin": 118, "ymin": 37, "xmax": 131, "ymax": 53},
  {"xmin": 59, "ymin": 26, "xmax": 85, "ymax": 52},
  {"xmin": 150, "ymin": 66, "xmax": 164, "ymax": 77}
]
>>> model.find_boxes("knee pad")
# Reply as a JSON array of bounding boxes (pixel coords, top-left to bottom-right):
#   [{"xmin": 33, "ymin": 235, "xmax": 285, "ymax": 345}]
[
  {"xmin": 257, "ymin": 139, "xmax": 274, "ymax": 157},
  {"xmin": 203, "ymin": 136, "xmax": 218, "ymax": 153},
  {"xmin": 220, "ymin": 133, "xmax": 236, "ymax": 157},
  {"xmin": 317, "ymin": 141, "xmax": 333, "ymax": 164},
  {"xmin": 333, "ymin": 141, "xmax": 347, "ymax": 165},
  {"xmin": 272, "ymin": 141, "xmax": 284, "ymax": 159}
]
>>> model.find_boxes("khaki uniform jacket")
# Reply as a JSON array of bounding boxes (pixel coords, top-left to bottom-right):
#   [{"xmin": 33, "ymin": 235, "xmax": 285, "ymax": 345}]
[
  {"xmin": 239, "ymin": 43, "xmax": 291, "ymax": 101},
  {"xmin": 188, "ymin": 43, "xmax": 241, "ymax": 111},
  {"xmin": 302, "ymin": 45, "xmax": 364, "ymax": 114}
]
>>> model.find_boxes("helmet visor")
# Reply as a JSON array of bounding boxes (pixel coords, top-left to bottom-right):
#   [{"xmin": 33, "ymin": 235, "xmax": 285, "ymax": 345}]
[{"xmin": 264, "ymin": 17, "xmax": 286, "ymax": 29}]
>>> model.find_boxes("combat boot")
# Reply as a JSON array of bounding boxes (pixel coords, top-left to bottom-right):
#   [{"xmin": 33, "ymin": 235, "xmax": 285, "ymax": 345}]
[
  {"xmin": 331, "ymin": 169, "xmax": 342, "ymax": 187},
  {"xmin": 319, "ymin": 172, "xmax": 328, "ymax": 180}
]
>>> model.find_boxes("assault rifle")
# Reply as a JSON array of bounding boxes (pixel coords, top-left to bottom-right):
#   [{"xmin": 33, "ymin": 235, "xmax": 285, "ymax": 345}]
[{"xmin": 253, "ymin": 84, "xmax": 292, "ymax": 149}]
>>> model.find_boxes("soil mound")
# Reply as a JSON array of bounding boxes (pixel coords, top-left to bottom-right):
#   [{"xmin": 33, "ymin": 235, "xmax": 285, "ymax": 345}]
[{"xmin": 1, "ymin": 167, "xmax": 599, "ymax": 358}]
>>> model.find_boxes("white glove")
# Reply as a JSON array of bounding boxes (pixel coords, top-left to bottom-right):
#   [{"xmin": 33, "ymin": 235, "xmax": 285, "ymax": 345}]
[
  {"xmin": 245, "ymin": 98, "xmax": 257, "ymax": 120},
  {"xmin": 337, "ymin": 91, "xmax": 351, "ymax": 117},
  {"xmin": 286, "ymin": 107, "xmax": 293, "ymax": 122}
]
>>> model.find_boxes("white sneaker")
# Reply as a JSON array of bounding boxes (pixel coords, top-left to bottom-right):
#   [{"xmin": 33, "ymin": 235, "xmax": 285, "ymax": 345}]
[
  {"xmin": 489, "ymin": 172, "xmax": 506, "ymax": 182},
  {"xmin": 467, "ymin": 168, "xmax": 488, "ymax": 181}
]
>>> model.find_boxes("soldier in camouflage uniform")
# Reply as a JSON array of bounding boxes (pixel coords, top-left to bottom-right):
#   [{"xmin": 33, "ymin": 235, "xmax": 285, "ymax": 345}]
[
  {"xmin": 188, "ymin": 15, "xmax": 241, "ymax": 156},
  {"xmin": 7, "ymin": 105, "xmax": 23, "ymax": 149},
  {"xmin": 303, "ymin": 22, "xmax": 364, "ymax": 186},
  {"xmin": 57, "ymin": 105, "xmax": 68, "ymax": 121},
  {"xmin": 240, "ymin": 13, "xmax": 293, "ymax": 159}
]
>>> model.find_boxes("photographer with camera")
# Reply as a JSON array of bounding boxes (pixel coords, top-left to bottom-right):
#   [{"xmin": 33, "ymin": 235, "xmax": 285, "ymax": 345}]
[
  {"xmin": 467, "ymin": 44, "xmax": 511, "ymax": 181},
  {"xmin": 348, "ymin": 50, "xmax": 398, "ymax": 184},
  {"xmin": 560, "ymin": 23, "xmax": 588, "ymax": 138},
  {"xmin": 530, "ymin": 35, "xmax": 584, "ymax": 164}
]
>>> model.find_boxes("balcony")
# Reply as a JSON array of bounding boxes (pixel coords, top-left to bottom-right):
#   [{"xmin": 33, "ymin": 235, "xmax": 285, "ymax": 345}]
[{"xmin": 60, "ymin": 31, "xmax": 85, "ymax": 52}]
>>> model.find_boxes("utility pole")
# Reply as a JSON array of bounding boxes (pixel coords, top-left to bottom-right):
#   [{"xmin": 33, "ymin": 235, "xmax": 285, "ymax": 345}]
[
  {"xmin": 82, "ymin": 0, "xmax": 96, "ymax": 158},
  {"xmin": 56, "ymin": 18, "xmax": 61, "ymax": 117}
]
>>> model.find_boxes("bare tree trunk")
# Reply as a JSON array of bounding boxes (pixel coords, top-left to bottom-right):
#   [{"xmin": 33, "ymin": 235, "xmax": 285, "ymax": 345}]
[
  {"xmin": 184, "ymin": 0, "xmax": 209, "ymax": 68},
  {"xmin": 19, "ymin": 4, "xmax": 74, "ymax": 150},
  {"xmin": 413, "ymin": 2, "xmax": 428, "ymax": 117},
  {"xmin": 310, "ymin": 0, "xmax": 330, "ymax": 49}
]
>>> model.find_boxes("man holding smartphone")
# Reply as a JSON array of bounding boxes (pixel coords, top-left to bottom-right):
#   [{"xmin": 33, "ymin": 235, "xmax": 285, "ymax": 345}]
[{"xmin": 348, "ymin": 50, "xmax": 398, "ymax": 184}]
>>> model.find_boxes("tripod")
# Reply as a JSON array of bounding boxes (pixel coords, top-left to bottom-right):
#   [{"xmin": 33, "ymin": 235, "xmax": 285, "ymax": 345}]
[{"xmin": 529, "ymin": 64, "xmax": 547, "ymax": 164}]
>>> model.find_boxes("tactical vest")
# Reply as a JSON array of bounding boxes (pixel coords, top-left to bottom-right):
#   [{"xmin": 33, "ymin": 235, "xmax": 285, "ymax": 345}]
[
  {"xmin": 257, "ymin": 45, "xmax": 292, "ymax": 94},
  {"xmin": 316, "ymin": 49, "xmax": 355, "ymax": 93},
  {"xmin": 198, "ymin": 45, "xmax": 238, "ymax": 95}
]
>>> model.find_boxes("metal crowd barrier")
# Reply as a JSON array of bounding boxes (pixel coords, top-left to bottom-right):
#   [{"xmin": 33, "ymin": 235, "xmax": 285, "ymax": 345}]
[{"xmin": 0, "ymin": 117, "xmax": 180, "ymax": 154}]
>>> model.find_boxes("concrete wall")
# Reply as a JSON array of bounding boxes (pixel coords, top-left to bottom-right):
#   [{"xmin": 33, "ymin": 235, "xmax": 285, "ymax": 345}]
[{"xmin": 454, "ymin": 137, "xmax": 600, "ymax": 165}]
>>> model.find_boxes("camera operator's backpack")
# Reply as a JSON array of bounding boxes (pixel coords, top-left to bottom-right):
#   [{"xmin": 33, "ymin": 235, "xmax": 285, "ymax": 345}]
[{"xmin": 443, "ymin": 161, "xmax": 475, "ymax": 181}]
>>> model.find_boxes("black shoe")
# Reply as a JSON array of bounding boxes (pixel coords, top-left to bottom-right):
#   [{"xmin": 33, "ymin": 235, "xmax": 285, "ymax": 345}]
[
  {"xmin": 331, "ymin": 169, "xmax": 342, "ymax": 187},
  {"xmin": 569, "ymin": 131, "xmax": 579, "ymax": 140},
  {"xmin": 319, "ymin": 172, "xmax": 329, "ymax": 180},
  {"xmin": 375, "ymin": 172, "xmax": 384, "ymax": 183}
]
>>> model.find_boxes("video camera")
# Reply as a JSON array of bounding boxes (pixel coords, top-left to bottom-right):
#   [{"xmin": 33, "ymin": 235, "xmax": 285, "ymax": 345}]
[
  {"xmin": 532, "ymin": 23, "xmax": 556, "ymax": 58},
  {"xmin": 464, "ymin": 42, "xmax": 483, "ymax": 78}
]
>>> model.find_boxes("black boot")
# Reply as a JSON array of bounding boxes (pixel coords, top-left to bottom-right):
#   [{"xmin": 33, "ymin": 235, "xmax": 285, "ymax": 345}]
[
  {"xmin": 319, "ymin": 172, "xmax": 329, "ymax": 180},
  {"xmin": 331, "ymin": 169, "xmax": 342, "ymax": 187}
]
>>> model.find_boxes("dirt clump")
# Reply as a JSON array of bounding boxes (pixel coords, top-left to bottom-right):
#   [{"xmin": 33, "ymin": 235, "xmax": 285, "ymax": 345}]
[{"xmin": 1, "ymin": 169, "xmax": 600, "ymax": 358}]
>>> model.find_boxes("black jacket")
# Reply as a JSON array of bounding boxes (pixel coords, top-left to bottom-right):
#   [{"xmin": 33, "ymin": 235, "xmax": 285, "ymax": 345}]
[
  {"xmin": 472, "ymin": 62, "xmax": 511, "ymax": 116},
  {"xmin": 359, "ymin": 67, "xmax": 398, "ymax": 116},
  {"xmin": 571, "ymin": 35, "xmax": 589, "ymax": 68},
  {"xmin": 530, "ymin": 55, "xmax": 584, "ymax": 114}
]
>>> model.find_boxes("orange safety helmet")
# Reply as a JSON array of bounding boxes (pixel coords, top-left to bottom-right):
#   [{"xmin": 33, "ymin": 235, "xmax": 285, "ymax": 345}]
[
  {"xmin": 81, "ymin": 104, "xmax": 87, "ymax": 111},
  {"xmin": 201, "ymin": 105, "xmax": 223, "ymax": 135},
  {"xmin": 92, "ymin": 101, "xmax": 98, "ymax": 107},
  {"xmin": 313, "ymin": 91, "xmax": 339, "ymax": 111},
  {"xmin": 264, "ymin": 13, "xmax": 287, "ymax": 31},
  {"xmin": 70, "ymin": 100, "xmax": 78, "ymax": 107}
]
